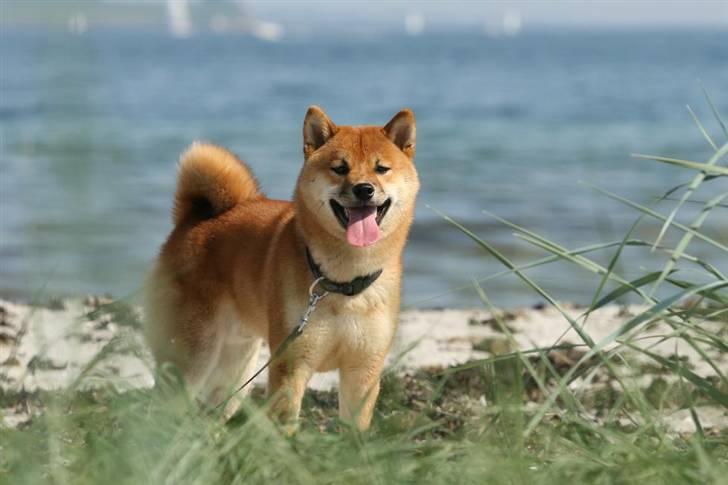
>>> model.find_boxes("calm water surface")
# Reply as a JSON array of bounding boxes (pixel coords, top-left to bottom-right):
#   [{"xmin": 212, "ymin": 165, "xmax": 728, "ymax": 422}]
[{"xmin": 1, "ymin": 29, "xmax": 727, "ymax": 307}]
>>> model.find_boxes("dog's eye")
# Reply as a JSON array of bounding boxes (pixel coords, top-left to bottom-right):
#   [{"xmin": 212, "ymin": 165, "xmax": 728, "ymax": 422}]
[
  {"xmin": 331, "ymin": 162, "xmax": 349, "ymax": 176},
  {"xmin": 375, "ymin": 164, "xmax": 391, "ymax": 174}
]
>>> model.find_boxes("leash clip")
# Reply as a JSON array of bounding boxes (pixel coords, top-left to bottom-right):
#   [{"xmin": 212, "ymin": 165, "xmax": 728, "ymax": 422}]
[{"xmin": 295, "ymin": 277, "xmax": 329, "ymax": 335}]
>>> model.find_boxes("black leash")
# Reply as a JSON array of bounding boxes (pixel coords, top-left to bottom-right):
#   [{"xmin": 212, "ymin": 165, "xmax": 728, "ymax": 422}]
[{"xmin": 209, "ymin": 249, "xmax": 382, "ymax": 414}]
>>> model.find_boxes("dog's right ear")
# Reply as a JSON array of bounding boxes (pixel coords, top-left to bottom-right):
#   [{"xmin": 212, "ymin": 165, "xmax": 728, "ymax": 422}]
[{"xmin": 303, "ymin": 106, "xmax": 337, "ymax": 160}]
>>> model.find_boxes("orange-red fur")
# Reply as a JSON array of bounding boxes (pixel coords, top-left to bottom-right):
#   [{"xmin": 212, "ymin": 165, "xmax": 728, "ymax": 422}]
[{"xmin": 145, "ymin": 107, "xmax": 419, "ymax": 430}]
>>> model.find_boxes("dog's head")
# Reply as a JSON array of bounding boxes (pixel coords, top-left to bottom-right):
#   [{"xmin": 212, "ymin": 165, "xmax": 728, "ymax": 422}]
[{"xmin": 295, "ymin": 106, "xmax": 420, "ymax": 248}]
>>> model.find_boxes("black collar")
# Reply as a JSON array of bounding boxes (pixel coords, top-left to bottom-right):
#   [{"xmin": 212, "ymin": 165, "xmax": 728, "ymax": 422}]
[{"xmin": 305, "ymin": 247, "xmax": 382, "ymax": 296}]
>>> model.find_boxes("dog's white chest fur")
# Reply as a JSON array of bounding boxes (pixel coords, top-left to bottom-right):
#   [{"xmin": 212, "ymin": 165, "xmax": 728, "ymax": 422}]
[{"xmin": 284, "ymin": 281, "xmax": 395, "ymax": 372}]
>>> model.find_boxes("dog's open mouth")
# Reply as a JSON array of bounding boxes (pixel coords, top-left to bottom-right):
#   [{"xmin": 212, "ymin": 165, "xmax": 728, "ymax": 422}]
[{"xmin": 329, "ymin": 199, "xmax": 391, "ymax": 247}]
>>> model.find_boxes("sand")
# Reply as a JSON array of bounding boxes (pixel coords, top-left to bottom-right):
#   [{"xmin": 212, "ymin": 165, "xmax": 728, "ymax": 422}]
[{"xmin": 1, "ymin": 297, "xmax": 725, "ymax": 432}]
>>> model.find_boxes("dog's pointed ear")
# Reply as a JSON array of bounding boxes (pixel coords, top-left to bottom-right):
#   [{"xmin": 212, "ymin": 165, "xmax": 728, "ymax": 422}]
[
  {"xmin": 383, "ymin": 108, "xmax": 416, "ymax": 158},
  {"xmin": 303, "ymin": 105, "xmax": 337, "ymax": 159}
]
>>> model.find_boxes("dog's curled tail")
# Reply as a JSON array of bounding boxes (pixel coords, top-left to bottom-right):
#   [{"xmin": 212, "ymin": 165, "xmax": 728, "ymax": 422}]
[{"xmin": 173, "ymin": 142, "xmax": 261, "ymax": 225}]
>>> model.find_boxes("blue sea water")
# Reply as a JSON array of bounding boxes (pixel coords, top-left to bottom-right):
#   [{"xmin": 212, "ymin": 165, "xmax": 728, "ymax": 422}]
[{"xmin": 1, "ymin": 29, "xmax": 726, "ymax": 308}]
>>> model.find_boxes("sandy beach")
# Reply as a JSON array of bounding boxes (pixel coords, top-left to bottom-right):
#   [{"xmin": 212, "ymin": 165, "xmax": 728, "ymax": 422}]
[{"xmin": 1, "ymin": 297, "xmax": 726, "ymax": 432}]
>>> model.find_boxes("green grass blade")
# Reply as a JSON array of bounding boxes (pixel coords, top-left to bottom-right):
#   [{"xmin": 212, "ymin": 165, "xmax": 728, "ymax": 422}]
[
  {"xmin": 483, "ymin": 209, "xmax": 604, "ymax": 275},
  {"xmin": 505, "ymin": 232, "xmax": 718, "ymax": 377},
  {"xmin": 661, "ymin": 196, "xmax": 728, "ymax": 208},
  {"xmin": 638, "ymin": 312, "xmax": 728, "ymax": 382},
  {"xmin": 512, "ymin": 232, "xmax": 652, "ymax": 302},
  {"xmin": 407, "ymin": 237, "xmax": 658, "ymax": 308},
  {"xmin": 650, "ymin": 142, "xmax": 728, "ymax": 249},
  {"xmin": 472, "ymin": 282, "xmax": 579, "ymax": 414},
  {"xmin": 621, "ymin": 342, "xmax": 728, "ymax": 407},
  {"xmin": 587, "ymin": 271, "xmax": 668, "ymax": 313},
  {"xmin": 524, "ymin": 280, "xmax": 728, "ymax": 437},
  {"xmin": 665, "ymin": 277, "xmax": 728, "ymax": 306},
  {"xmin": 584, "ymin": 183, "xmax": 728, "ymax": 252},
  {"xmin": 473, "ymin": 210, "xmax": 720, "ymax": 405},
  {"xmin": 604, "ymin": 280, "xmax": 727, "ymax": 346},
  {"xmin": 701, "ymin": 82, "xmax": 728, "ymax": 140},
  {"xmin": 438, "ymin": 208, "xmax": 659, "ymax": 427},
  {"xmin": 584, "ymin": 218, "xmax": 644, "ymax": 317},
  {"xmin": 661, "ymin": 251, "xmax": 726, "ymax": 281},
  {"xmin": 632, "ymin": 151, "xmax": 728, "ymax": 176},
  {"xmin": 651, "ymin": 191, "xmax": 728, "ymax": 296},
  {"xmin": 687, "ymin": 104, "xmax": 718, "ymax": 151},
  {"xmin": 434, "ymin": 207, "xmax": 596, "ymax": 348}
]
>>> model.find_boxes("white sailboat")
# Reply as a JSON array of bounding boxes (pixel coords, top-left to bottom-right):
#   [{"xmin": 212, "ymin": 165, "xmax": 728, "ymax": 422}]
[
  {"xmin": 404, "ymin": 12, "xmax": 426, "ymax": 36},
  {"xmin": 484, "ymin": 9, "xmax": 522, "ymax": 38},
  {"xmin": 67, "ymin": 12, "xmax": 88, "ymax": 35},
  {"xmin": 502, "ymin": 10, "xmax": 522, "ymax": 37},
  {"xmin": 209, "ymin": 1, "xmax": 284, "ymax": 41},
  {"xmin": 166, "ymin": 0, "xmax": 192, "ymax": 38}
]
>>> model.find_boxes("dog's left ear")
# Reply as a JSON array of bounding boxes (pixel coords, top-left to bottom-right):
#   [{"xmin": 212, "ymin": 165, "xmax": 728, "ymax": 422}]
[{"xmin": 383, "ymin": 109, "xmax": 416, "ymax": 159}]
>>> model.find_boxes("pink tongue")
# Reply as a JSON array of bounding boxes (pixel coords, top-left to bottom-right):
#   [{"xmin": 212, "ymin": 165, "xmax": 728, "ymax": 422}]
[{"xmin": 346, "ymin": 206, "xmax": 380, "ymax": 247}]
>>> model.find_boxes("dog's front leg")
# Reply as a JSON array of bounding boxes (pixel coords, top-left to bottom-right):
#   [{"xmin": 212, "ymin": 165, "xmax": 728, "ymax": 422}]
[
  {"xmin": 268, "ymin": 359, "xmax": 312, "ymax": 433},
  {"xmin": 339, "ymin": 356, "xmax": 385, "ymax": 431}
]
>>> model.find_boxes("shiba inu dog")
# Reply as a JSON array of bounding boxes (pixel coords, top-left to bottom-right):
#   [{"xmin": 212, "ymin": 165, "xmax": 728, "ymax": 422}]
[{"xmin": 145, "ymin": 106, "xmax": 419, "ymax": 430}]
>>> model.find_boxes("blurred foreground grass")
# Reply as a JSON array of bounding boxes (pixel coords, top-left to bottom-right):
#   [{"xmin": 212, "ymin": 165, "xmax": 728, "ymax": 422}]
[
  {"xmin": 1, "ymin": 95, "xmax": 727, "ymax": 484},
  {"xmin": 2, "ymin": 362, "xmax": 727, "ymax": 485}
]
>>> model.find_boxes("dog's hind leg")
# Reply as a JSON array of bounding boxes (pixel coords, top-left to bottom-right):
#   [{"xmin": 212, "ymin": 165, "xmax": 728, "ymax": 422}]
[
  {"xmin": 145, "ymin": 283, "xmax": 261, "ymax": 420},
  {"xmin": 184, "ymin": 301, "xmax": 263, "ymax": 420},
  {"xmin": 215, "ymin": 327, "xmax": 262, "ymax": 421}
]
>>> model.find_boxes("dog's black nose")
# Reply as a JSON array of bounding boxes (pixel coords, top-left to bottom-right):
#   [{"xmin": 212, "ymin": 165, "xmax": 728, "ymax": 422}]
[{"xmin": 353, "ymin": 183, "xmax": 375, "ymax": 201}]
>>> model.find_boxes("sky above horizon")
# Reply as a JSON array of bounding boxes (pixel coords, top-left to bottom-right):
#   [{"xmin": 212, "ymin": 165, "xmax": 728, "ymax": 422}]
[
  {"xmin": 250, "ymin": 1, "xmax": 728, "ymax": 28},
  {"xmin": 3, "ymin": 1, "xmax": 728, "ymax": 31}
]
